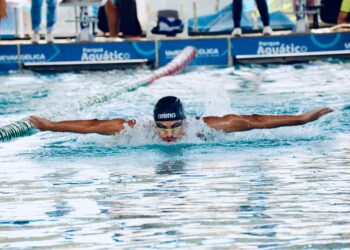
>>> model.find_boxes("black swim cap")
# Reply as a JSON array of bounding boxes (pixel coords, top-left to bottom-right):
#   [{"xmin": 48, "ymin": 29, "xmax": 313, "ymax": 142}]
[{"xmin": 154, "ymin": 96, "xmax": 186, "ymax": 121}]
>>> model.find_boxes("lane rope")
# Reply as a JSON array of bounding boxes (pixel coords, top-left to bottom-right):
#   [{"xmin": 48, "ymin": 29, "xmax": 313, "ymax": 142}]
[{"xmin": 0, "ymin": 46, "xmax": 196, "ymax": 142}]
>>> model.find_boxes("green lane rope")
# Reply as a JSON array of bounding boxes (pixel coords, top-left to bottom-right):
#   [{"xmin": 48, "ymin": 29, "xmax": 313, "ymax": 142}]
[{"xmin": 0, "ymin": 120, "xmax": 33, "ymax": 142}]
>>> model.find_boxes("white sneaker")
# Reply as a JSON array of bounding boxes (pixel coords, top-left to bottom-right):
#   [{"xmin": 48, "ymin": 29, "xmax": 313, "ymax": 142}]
[
  {"xmin": 31, "ymin": 33, "xmax": 40, "ymax": 44},
  {"xmin": 45, "ymin": 33, "xmax": 55, "ymax": 43},
  {"xmin": 263, "ymin": 26, "xmax": 273, "ymax": 36},
  {"xmin": 231, "ymin": 27, "xmax": 242, "ymax": 37}
]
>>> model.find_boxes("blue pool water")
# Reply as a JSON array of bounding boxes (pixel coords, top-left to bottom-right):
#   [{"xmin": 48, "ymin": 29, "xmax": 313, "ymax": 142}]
[{"xmin": 0, "ymin": 61, "xmax": 350, "ymax": 249}]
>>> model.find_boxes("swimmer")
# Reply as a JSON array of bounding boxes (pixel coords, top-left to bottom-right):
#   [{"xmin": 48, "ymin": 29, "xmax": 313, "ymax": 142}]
[{"xmin": 29, "ymin": 96, "xmax": 333, "ymax": 143}]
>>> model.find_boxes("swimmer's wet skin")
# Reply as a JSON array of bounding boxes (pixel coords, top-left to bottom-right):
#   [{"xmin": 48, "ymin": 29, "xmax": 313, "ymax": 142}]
[{"xmin": 29, "ymin": 96, "xmax": 333, "ymax": 143}]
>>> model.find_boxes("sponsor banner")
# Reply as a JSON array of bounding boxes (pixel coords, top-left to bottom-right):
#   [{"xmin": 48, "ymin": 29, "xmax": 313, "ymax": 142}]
[
  {"xmin": 158, "ymin": 39, "xmax": 228, "ymax": 67},
  {"xmin": 0, "ymin": 45, "xmax": 19, "ymax": 73},
  {"xmin": 19, "ymin": 41, "xmax": 155, "ymax": 64},
  {"xmin": 231, "ymin": 33, "xmax": 350, "ymax": 56}
]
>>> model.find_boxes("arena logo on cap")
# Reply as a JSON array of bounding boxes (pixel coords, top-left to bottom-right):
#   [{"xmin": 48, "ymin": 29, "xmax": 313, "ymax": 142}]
[{"xmin": 158, "ymin": 113, "xmax": 177, "ymax": 119}]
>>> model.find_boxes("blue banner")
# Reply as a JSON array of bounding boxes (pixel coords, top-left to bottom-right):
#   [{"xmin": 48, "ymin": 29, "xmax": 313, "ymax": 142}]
[
  {"xmin": 19, "ymin": 41, "xmax": 156, "ymax": 64},
  {"xmin": 231, "ymin": 33, "xmax": 350, "ymax": 56},
  {"xmin": 1, "ymin": 32, "xmax": 349, "ymax": 73},
  {"xmin": 0, "ymin": 45, "xmax": 19, "ymax": 73},
  {"xmin": 158, "ymin": 38, "xmax": 228, "ymax": 67}
]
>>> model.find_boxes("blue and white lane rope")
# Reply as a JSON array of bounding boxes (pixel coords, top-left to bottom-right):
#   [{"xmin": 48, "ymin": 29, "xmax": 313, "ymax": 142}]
[{"xmin": 0, "ymin": 46, "xmax": 197, "ymax": 142}]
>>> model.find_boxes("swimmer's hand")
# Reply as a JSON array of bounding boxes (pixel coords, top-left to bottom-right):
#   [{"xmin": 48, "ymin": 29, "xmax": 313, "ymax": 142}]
[
  {"xmin": 29, "ymin": 116, "xmax": 53, "ymax": 131},
  {"xmin": 300, "ymin": 107, "xmax": 333, "ymax": 123}
]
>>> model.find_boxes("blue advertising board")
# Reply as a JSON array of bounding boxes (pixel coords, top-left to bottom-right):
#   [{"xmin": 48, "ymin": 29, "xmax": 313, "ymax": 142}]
[
  {"xmin": 231, "ymin": 32, "xmax": 350, "ymax": 56},
  {"xmin": 19, "ymin": 41, "xmax": 156, "ymax": 64},
  {"xmin": 158, "ymin": 38, "xmax": 229, "ymax": 67},
  {"xmin": 1, "ymin": 32, "xmax": 349, "ymax": 73},
  {"xmin": 0, "ymin": 45, "xmax": 19, "ymax": 73}
]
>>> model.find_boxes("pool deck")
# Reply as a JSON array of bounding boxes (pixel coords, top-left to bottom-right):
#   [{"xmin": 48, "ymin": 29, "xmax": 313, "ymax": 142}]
[{"xmin": 1, "ymin": 27, "xmax": 350, "ymax": 73}]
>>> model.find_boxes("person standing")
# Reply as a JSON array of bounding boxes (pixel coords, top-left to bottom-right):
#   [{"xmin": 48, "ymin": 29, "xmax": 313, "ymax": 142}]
[
  {"xmin": 31, "ymin": 0, "xmax": 57, "ymax": 43},
  {"xmin": 232, "ymin": 0, "xmax": 273, "ymax": 37}
]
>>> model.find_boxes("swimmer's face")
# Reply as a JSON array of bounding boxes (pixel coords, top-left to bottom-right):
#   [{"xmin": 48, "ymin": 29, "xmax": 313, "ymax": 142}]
[{"xmin": 155, "ymin": 120, "xmax": 185, "ymax": 143}]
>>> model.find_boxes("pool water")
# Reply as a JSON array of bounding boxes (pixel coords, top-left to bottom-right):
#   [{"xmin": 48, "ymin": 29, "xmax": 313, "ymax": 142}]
[{"xmin": 0, "ymin": 61, "xmax": 350, "ymax": 249}]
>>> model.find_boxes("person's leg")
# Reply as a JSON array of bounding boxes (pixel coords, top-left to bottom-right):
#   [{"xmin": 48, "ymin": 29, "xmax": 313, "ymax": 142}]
[
  {"xmin": 232, "ymin": 0, "xmax": 243, "ymax": 36},
  {"xmin": 31, "ymin": 0, "xmax": 43, "ymax": 32},
  {"xmin": 119, "ymin": 0, "xmax": 142, "ymax": 37},
  {"xmin": 0, "ymin": 0, "xmax": 7, "ymax": 21},
  {"xmin": 45, "ymin": 0, "xmax": 56, "ymax": 42},
  {"xmin": 255, "ymin": 0, "xmax": 270, "ymax": 27},
  {"xmin": 46, "ymin": 0, "xmax": 56, "ymax": 33},
  {"xmin": 232, "ymin": 0, "xmax": 242, "ymax": 28},
  {"xmin": 31, "ymin": 0, "xmax": 43, "ymax": 43},
  {"xmin": 105, "ymin": 0, "xmax": 120, "ymax": 37},
  {"xmin": 338, "ymin": 0, "xmax": 350, "ymax": 24},
  {"xmin": 255, "ymin": 0, "xmax": 272, "ymax": 35}
]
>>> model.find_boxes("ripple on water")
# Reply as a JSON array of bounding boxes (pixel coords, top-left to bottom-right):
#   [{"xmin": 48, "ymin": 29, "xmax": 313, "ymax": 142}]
[{"xmin": 0, "ymin": 62, "xmax": 350, "ymax": 248}]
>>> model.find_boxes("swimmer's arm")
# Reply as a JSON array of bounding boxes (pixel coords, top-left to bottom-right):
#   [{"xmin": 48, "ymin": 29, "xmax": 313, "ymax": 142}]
[
  {"xmin": 29, "ymin": 116, "xmax": 136, "ymax": 135},
  {"xmin": 203, "ymin": 108, "xmax": 333, "ymax": 132},
  {"xmin": 203, "ymin": 115, "xmax": 251, "ymax": 132}
]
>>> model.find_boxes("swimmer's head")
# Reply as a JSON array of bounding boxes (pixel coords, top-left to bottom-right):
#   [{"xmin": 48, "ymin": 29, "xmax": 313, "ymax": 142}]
[
  {"xmin": 154, "ymin": 96, "xmax": 186, "ymax": 143},
  {"xmin": 154, "ymin": 96, "xmax": 186, "ymax": 122}
]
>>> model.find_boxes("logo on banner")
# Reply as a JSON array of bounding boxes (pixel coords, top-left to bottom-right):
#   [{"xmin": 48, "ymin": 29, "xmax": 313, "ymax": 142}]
[
  {"xmin": 0, "ymin": 54, "xmax": 46, "ymax": 63},
  {"xmin": 165, "ymin": 48, "xmax": 220, "ymax": 58},
  {"xmin": 0, "ymin": 54, "xmax": 18, "ymax": 62},
  {"xmin": 310, "ymin": 34, "xmax": 341, "ymax": 49},
  {"xmin": 197, "ymin": 48, "xmax": 220, "ymax": 57},
  {"xmin": 81, "ymin": 48, "xmax": 131, "ymax": 61},
  {"xmin": 345, "ymin": 43, "xmax": 350, "ymax": 49},
  {"xmin": 165, "ymin": 50, "xmax": 181, "ymax": 57},
  {"xmin": 0, "ymin": 53, "xmax": 46, "ymax": 62},
  {"xmin": 257, "ymin": 41, "xmax": 308, "ymax": 55},
  {"xmin": 22, "ymin": 54, "xmax": 46, "ymax": 61}
]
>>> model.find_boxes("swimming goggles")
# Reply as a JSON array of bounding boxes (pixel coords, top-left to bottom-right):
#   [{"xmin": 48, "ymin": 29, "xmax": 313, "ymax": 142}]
[{"xmin": 156, "ymin": 121, "xmax": 183, "ymax": 131}]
